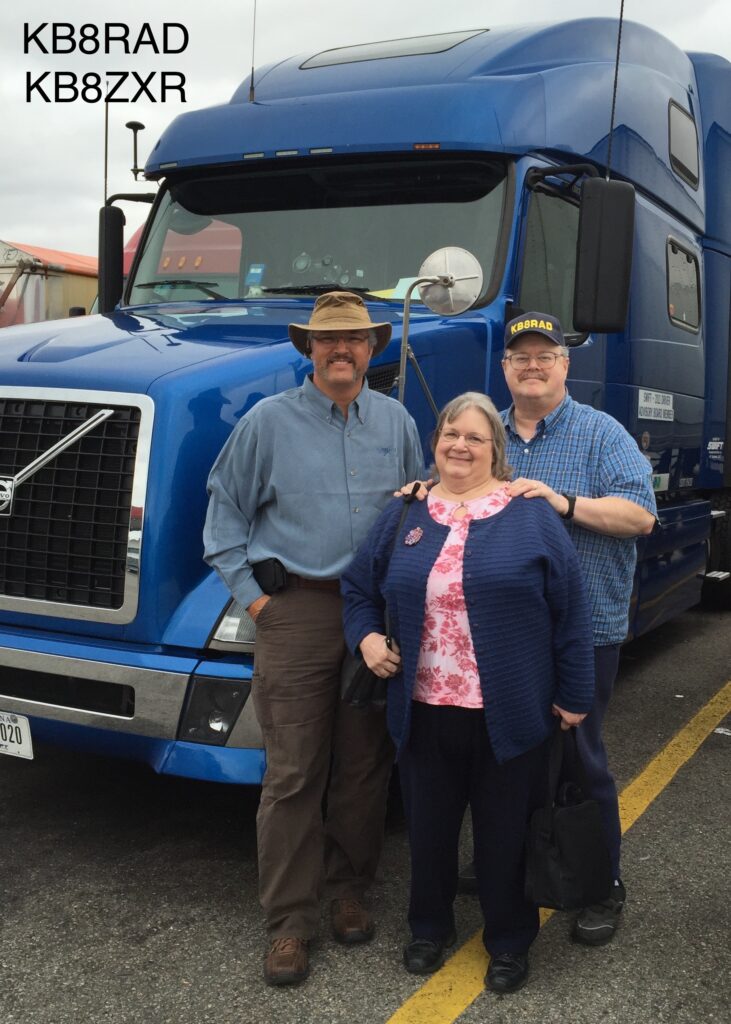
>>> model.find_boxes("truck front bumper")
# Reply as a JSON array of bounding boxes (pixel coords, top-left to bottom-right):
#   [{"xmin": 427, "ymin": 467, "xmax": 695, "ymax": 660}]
[{"xmin": 0, "ymin": 630, "xmax": 265, "ymax": 784}]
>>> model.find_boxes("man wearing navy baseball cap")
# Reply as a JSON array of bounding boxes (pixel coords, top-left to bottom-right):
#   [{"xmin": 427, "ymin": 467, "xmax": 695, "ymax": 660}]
[
  {"xmin": 504, "ymin": 312, "xmax": 565, "ymax": 347},
  {"xmin": 485, "ymin": 310, "xmax": 657, "ymax": 954}
]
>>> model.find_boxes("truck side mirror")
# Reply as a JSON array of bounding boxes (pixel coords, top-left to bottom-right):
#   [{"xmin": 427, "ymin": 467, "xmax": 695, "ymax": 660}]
[
  {"xmin": 574, "ymin": 178, "xmax": 635, "ymax": 333},
  {"xmin": 98, "ymin": 204, "xmax": 126, "ymax": 313}
]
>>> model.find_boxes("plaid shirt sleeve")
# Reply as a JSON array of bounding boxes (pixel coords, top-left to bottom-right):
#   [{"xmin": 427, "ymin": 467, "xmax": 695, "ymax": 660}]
[{"xmin": 597, "ymin": 419, "xmax": 657, "ymax": 515}]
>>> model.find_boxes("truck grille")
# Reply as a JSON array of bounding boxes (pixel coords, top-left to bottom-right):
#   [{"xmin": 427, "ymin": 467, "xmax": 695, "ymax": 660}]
[
  {"xmin": 0, "ymin": 390, "xmax": 152, "ymax": 621},
  {"xmin": 366, "ymin": 361, "xmax": 399, "ymax": 395}
]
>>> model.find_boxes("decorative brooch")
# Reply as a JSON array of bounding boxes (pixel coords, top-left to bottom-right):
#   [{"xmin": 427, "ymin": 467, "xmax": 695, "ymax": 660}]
[{"xmin": 404, "ymin": 526, "xmax": 423, "ymax": 546}]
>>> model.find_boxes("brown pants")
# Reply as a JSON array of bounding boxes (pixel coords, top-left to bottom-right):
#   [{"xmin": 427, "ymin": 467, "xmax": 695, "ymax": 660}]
[{"xmin": 251, "ymin": 586, "xmax": 394, "ymax": 939}]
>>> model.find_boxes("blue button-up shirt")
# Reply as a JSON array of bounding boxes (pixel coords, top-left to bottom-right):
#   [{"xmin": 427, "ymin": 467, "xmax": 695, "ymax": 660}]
[
  {"xmin": 204, "ymin": 376, "xmax": 425, "ymax": 609},
  {"xmin": 501, "ymin": 393, "xmax": 657, "ymax": 645}
]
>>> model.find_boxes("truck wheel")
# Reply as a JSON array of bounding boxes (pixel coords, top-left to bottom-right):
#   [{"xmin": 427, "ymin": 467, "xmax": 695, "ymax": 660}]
[{"xmin": 701, "ymin": 490, "xmax": 731, "ymax": 608}]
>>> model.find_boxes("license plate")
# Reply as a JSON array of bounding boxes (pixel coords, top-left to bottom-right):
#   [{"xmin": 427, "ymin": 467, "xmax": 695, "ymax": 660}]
[{"xmin": 0, "ymin": 710, "xmax": 33, "ymax": 759}]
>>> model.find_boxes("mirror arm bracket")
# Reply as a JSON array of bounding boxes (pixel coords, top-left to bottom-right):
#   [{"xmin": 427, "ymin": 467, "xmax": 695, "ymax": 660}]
[
  {"xmin": 525, "ymin": 163, "xmax": 600, "ymax": 196},
  {"xmin": 397, "ymin": 276, "xmax": 444, "ymax": 407}
]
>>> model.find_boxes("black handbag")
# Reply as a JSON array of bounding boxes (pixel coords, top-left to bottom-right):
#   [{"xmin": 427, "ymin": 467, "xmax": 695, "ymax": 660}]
[
  {"xmin": 524, "ymin": 724, "xmax": 612, "ymax": 911},
  {"xmin": 341, "ymin": 496, "xmax": 415, "ymax": 710},
  {"xmin": 340, "ymin": 650, "xmax": 387, "ymax": 710}
]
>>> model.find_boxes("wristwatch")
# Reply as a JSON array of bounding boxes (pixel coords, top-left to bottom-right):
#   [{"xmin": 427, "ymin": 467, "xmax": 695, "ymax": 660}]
[{"xmin": 560, "ymin": 493, "xmax": 577, "ymax": 520}]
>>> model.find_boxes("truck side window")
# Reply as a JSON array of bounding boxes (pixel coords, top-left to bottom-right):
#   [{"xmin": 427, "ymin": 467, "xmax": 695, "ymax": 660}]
[
  {"xmin": 517, "ymin": 192, "xmax": 579, "ymax": 333},
  {"xmin": 668, "ymin": 101, "xmax": 699, "ymax": 190},
  {"xmin": 667, "ymin": 238, "xmax": 700, "ymax": 330}
]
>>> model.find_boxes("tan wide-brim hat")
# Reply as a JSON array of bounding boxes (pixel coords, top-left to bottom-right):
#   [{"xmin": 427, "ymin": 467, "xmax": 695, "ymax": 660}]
[{"xmin": 288, "ymin": 291, "xmax": 392, "ymax": 357}]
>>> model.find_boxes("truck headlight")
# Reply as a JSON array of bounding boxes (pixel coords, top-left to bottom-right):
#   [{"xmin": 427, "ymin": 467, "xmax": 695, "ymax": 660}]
[
  {"xmin": 179, "ymin": 675, "xmax": 251, "ymax": 746},
  {"xmin": 208, "ymin": 600, "xmax": 256, "ymax": 653}
]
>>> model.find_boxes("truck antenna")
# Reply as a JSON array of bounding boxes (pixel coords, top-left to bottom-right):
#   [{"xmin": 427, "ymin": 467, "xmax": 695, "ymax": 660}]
[
  {"xmin": 126, "ymin": 121, "xmax": 146, "ymax": 181},
  {"xmin": 605, "ymin": 0, "xmax": 626, "ymax": 180},
  {"xmin": 249, "ymin": 0, "xmax": 258, "ymax": 102},
  {"xmin": 104, "ymin": 99, "xmax": 109, "ymax": 202}
]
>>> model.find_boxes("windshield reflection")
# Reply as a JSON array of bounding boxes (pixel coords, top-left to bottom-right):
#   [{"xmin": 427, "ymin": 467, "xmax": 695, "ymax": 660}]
[{"xmin": 128, "ymin": 157, "xmax": 507, "ymax": 308}]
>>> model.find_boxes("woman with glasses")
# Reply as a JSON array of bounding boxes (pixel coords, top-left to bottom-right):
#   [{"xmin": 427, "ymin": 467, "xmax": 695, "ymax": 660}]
[{"xmin": 341, "ymin": 392, "xmax": 594, "ymax": 994}]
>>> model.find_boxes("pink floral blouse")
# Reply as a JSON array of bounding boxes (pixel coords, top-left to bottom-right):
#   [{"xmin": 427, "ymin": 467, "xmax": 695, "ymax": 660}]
[{"xmin": 413, "ymin": 486, "xmax": 512, "ymax": 708}]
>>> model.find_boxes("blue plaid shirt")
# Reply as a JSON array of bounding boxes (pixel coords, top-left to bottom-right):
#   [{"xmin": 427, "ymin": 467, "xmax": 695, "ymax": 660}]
[{"xmin": 501, "ymin": 393, "xmax": 657, "ymax": 645}]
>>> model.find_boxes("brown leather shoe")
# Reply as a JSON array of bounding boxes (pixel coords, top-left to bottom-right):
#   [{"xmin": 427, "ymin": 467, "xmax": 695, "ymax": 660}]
[
  {"xmin": 330, "ymin": 899, "xmax": 375, "ymax": 944},
  {"xmin": 263, "ymin": 937, "xmax": 309, "ymax": 986}
]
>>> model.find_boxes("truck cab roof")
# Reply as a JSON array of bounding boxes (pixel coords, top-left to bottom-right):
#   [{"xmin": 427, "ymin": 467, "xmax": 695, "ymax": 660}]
[{"xmin": 145, "ymin": 18, "xmax": 724, "ymax": 237}]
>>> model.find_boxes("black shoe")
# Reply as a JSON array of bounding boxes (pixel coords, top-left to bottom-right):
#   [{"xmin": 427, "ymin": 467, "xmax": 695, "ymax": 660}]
[
  {"xmin": 572, "ymin": 880, "xmax": 626, "ymax": 947},
  {"xmin": 485, "ymin": 952, "xmax": 529, "ymax": 993},
  {"xmin": 403, "ymin": 931, "xmax": 456, "ymax": 975},
  {"xmin": 457, "ymin": 859, "xmax": 479, "ymax": 895}
]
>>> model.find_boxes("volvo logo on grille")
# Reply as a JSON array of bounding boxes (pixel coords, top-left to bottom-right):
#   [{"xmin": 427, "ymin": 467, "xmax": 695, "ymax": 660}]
[{"xmin": 0, "ymin": 478, "xmax": 14, "ymax": 516}]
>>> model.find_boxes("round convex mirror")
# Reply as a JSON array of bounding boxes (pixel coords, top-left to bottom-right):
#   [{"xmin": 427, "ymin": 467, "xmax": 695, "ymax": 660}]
[{"xmin": 417, "ymin": 247, "xmax": 483, "ymax": 316}]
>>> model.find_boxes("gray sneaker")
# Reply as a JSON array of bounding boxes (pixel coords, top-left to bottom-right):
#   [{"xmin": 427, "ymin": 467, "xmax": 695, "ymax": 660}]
[{"xmin": 572, "ymin": 880, "xmax": 626, "ymax": 946}]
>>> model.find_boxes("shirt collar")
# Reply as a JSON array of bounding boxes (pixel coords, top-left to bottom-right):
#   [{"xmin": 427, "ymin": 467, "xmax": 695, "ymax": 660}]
[
  {"xmin": 504, "ymin": 391, "xmax": 572, "ymax": 438},
  {"xmin": 303, "ymin": 374, "xmax": 370, "ymax": 424}
]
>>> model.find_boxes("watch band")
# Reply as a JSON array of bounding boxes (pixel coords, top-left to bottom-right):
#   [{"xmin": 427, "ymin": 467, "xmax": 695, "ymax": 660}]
[{"xmin": 560, "ymin": 493, "xmax": 576, "ymax": 520}]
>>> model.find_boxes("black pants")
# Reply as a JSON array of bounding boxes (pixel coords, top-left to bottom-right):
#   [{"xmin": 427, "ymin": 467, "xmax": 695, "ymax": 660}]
[{"xmin": 399, "ymin": 701, "xmax": 549, "ymax": 957}]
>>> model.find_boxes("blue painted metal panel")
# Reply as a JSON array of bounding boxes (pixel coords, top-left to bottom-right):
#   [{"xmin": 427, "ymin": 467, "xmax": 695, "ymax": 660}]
[
  {"xmin": 147, "ymin": 20, "xmax": 705, "ymax": 230},
  {"xmin": 690, "ymin": 53, "xmax": 731, "ymax": 251},
  {"xmin": 160, "ymin": 741, "xmax": 265, "ymax": 785},
  {"xmin": 24, "ymin": 716, "xmax": 266, "ymax": 785},
  {"xmin": 631, "ymin": 501, "xmax": 709, "ymax": 638},
  {"xmin": 698, "ymin": 249, "xmax": 731, "ymax": 487},
  {"xmin": 26, "ymin": 716, "xmax": 174, "ymax": 773}
]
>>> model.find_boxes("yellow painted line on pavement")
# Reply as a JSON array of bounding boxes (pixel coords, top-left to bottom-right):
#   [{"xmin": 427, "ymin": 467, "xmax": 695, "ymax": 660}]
[
  {"xmin": 386, "ymin": 678, "xmax": 731, "ymax": 1024},
  {"xmin": 618, "ymin": 678, "xmax": 731, "ymax": 831}
]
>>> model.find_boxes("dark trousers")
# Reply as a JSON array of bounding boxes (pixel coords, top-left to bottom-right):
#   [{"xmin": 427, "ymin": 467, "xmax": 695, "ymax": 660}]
[
  {"xmin": 399, "ymin": 701, "xmax": 549, "ymax": 957},
  {"xmin": 251, "ymin": 587, "xmax": 394, "ymax": 939},
  {"xmin": 574, "ymin": 644, "xmax": 622, "ymax": 879}
]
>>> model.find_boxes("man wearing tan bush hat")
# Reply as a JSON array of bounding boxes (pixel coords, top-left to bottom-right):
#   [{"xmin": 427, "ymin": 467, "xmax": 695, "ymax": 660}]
[{"xmin": 204, "ymin": 291, "xmax": 424, "ymax": 985}]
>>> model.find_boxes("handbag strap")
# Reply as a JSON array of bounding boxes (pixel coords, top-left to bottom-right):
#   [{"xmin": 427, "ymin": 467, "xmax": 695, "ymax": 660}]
[
  {"xmin": 544, "ymin": 722, "xmax": 565, "ymax": 808},
  {"xmin": 560, "ymin": 725, "xmax": 593, "ymax": 795},
  {"xmin": 543, "ymin": 722, "xmax": 592, "ymax": 808},
  {"xmin": 383, "ymin": 487, "xmax": 418, "ymax": 644}
]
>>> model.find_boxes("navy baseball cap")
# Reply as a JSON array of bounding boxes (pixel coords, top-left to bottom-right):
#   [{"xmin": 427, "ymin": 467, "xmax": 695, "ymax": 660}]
[{"xmin": 504, "ymin": 312, "xmax": 564, "ymax": 348}]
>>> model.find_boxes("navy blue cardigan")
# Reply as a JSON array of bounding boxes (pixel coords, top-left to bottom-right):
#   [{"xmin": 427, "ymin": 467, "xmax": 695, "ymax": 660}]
[{"xmin": 341, "ymin": 495, "xmax": 595, "ymax": 764}]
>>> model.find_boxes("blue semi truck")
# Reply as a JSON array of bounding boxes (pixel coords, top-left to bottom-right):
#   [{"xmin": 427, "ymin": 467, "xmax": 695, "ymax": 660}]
[{"xmin": 0, "ymin": 19, "xmax": 729, "ymax": 782}]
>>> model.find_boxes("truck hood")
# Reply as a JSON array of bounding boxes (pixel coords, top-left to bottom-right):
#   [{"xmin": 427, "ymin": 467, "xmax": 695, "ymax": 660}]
[{"xmin": 0, "ymin": 301, "xmax": 430, "ymax": 392}]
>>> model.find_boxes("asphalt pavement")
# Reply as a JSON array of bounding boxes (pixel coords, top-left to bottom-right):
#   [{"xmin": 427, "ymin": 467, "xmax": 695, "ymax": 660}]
[{"xmin": 1, "ymin": 605, "xmax": 729, "ymax": 1024}]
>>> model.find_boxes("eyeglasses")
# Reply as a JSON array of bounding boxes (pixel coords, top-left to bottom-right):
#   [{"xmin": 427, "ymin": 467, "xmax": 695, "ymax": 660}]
[
  {"xmin": 439, "ymin": 429, "xmax": 492, "ymax": 448},
  {"xmin": 310, "ymin": 332, "xmax": 371, "ymax": 346},
  {"xmin": 503, "ymin": 351, "xmax": 565, "ymax": 369}
]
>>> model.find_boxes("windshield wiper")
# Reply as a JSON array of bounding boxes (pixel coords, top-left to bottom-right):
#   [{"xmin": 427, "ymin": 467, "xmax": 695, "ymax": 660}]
[
  {"xmin": 260, "ymin": 284, "xmax": 381, "ymax": 298},
  {"xmin": 135, "ymin": 279, "xmax": 228, "ymax": 301}
]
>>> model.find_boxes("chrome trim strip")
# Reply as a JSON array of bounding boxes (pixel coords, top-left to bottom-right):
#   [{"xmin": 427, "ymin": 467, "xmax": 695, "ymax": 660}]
[
  {"xmin": 14, "ymin": 409, "xmax": 115, "ymax": 486},
  {"xmin": 0, "ymin": 646, "xmax": 187, "ymax": 737},
  {"xmin": 0, "ymin": 387, "xmax": 154, "ymax": 624},
  {"xmin": 208, "ymin": 638, "xmax": 256, "ymax": 654}
]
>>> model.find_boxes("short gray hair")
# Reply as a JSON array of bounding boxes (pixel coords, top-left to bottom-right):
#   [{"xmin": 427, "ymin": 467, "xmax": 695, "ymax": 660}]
[{"xmin": 431, "ymin": 392, "xmax": 512, "ymax": 481}]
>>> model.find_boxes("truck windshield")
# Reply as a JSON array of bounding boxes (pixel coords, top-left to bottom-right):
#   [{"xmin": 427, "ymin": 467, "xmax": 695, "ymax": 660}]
[{"xmin": 127, "ymin": 156, "xmax": 508, "ymax": 306}]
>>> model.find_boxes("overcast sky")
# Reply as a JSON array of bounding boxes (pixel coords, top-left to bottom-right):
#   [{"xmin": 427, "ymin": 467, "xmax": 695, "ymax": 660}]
[{"xmin": 2, "ymin": 0, "xmax": 729, "ymax": 256}]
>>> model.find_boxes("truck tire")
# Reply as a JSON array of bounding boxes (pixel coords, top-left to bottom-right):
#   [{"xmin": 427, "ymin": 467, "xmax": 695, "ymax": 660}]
[{"xmin": 701, "ymin": 490, "xmax": 731, "ymax": 608}]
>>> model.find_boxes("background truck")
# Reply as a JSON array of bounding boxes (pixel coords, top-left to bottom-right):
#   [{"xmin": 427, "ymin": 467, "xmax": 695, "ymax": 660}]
[
  {"xmin": 0, "ymin": 18, "xmax": 729, "ymax": 783},
  {"xmin": 0, "ymin": 241, "xmax": 97, "ymax": 328}
]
